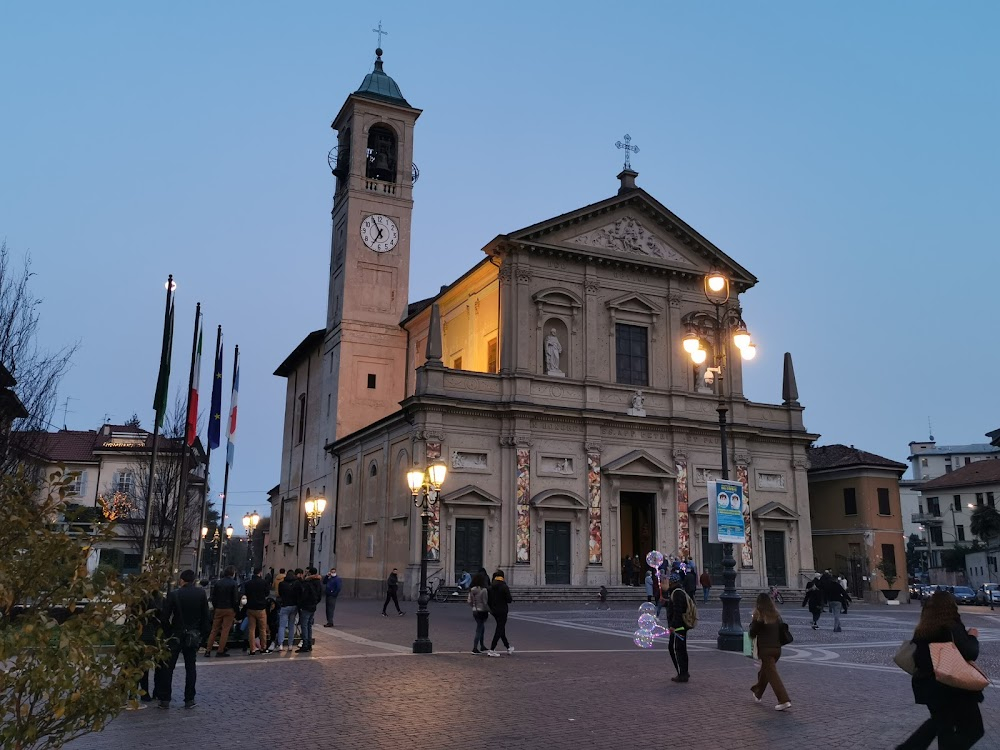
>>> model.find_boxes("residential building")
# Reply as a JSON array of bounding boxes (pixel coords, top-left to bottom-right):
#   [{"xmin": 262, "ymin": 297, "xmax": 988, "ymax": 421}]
[
  {"xmin": 806, "ymin": 444, "xmax": 908, "ymax": 602},
  {"xmin": 907, "ymin": 439, "xmax": 999, "ymax": 481},
  {"xmin": 271, "ymin": 47, "xmax": 820, "ymax": 596}
]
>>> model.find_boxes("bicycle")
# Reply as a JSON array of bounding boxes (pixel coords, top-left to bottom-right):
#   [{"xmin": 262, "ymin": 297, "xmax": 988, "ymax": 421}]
[
  {"xmin": 428, "ymin": 578, "xmax": 448, "ymax": 603},
  {"xmin": 769, "ymin": 585, "xmax": 784, "ymax": 604}
]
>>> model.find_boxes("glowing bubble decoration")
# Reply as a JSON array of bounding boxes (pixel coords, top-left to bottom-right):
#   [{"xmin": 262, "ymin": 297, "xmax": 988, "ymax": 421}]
[
  {"xmin": 646, "ymin": 550, "xmax": 664, "ymax": 569},
  {"xmin": 634, "ymin": 629, "xmax": 655, "ymax": 648},
  {"xmin": 638, "ymin": 601, "xmax": 655, "ymax": 615},
  {"xmin": 638, "ymin": 613, "xmax": 657, "ymax": 629}
]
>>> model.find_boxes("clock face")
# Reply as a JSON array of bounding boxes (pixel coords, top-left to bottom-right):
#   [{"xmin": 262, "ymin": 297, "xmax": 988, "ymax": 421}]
[{"xmin": 360, "ymin": 214, "xmax": 399, "ymax": 253}]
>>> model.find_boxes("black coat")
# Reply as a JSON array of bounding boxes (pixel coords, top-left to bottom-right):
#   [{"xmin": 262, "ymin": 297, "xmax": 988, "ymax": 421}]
[
  {"xmin": 665, "ymin": 586, "xmax": 688, "ymax": 630},
  {"xmin": 488, "ymin": 579, "xmax": 512, "ymax": 615},
  {"xmin": 911, "ymin": 620, "xmax": 983, "ymax": 707},
  {"xmin": 162, "ymin": 584, "xmax": 210, "ymax": 640},
  {"xmin": 802, "ymin": 588, "xmax": 823, "ymax": 613},
  {"xmin": 278, "ymin": 577, "xmax": 300, "ymax": 608},
  {"xmin": 244, "ymin": 576, "xmax": 269, "ymax": 610}
]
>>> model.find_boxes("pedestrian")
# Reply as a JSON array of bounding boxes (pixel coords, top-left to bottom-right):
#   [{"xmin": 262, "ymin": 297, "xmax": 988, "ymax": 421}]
[
  {"xmin": 468, "ymin": 573, "xmax": 490, "ymax": 654},
  {"xmin": 683, "ymin": 564, "xmax": 698, "ymax": 601},
  {"xmin": 457, "ymin": 569, "xmax": 472, "ymax": 590},
  {"xmin": 244, "ymin": 566, "xmax": 271, "ymax": 655},
  {"xmin": 382, "ymin": 568, "xmax": 404, "ymax": 616},
  {"xmin": 297, "ymin": 567, "xmax": 322, "ymax": 652},
  {"xmin": 204, "ymin": 565, "xmax": 240, "ymax": 657},
  {"xmin": 276, "ymin": 568, "xmax": 300, "ymax": 652},
  {"xmin": 154, "ymin": 569, "xmax": 209, "ymax": 710},
  {"xmin": 598, "ymin": 585, "xmax": 610, "ymax": 610},
  {"xmin": 897, "ymin": 590, "xmax": 984, "ymax": 749},
  {"xmin": 323, "ymin": 567, "xmax": 342, "ymax": 627},
  {"xmin": 802, "ymin": 580, "xmax": 823, "ymax": 629},
  {"xmin": 135, "ymin": 588, "xmax": 163, "ymax": 705},
  {"xmin": 486, "ymin": 569, "xmax": 513, "ymax": 657},
  {"xmin": 264, "ymin": 567, "xmax": 274, "ymax": 590},
  {"xmin": 838, "ymin": 574, "xmax": 853, "ymax": 614},
  {"xmin": 633, "ymin": 555, "xmax": 642, "ymax": 586},
  {"xmin": 819, "ymin": 569, "xmax": 845, "ymax": 632},
  {"xmin": 749, "ymin": 592, "xmax": 792, "ymax": 711},
  {"xmin": 700, "ymin": 570, "xmax": 712, "ymax": 603},
  {"xmin": 623, "ymin": 556, "xmax": 635, "ymax": 586},
  {"xmin": 665, "ymin": 570, "xmax": 690, "ymax": 683},
  {"xmin": 644, "ymin": 570, "xmax": 654, "ymax": 603},
  {"xmin": 655, "ymin": 575, "xmax": 667, "ymax": 618},
  {"xmin": 265, "ymin": 596, "xmax": 280, "ymax": 651},
  {"xmin": 272, "ymin": 567, "xmax": 286, "ymax": 594}
]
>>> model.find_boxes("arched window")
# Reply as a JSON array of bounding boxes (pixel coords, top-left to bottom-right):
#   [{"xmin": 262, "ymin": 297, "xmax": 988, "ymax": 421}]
[
  {"xmin": 345, "ymin": 471, "xmax": 353, "ymax": 486},
  {"xmin": 366, "ymin": 126, "xmax": 397, "ymax": 182},
  {"xmin": 369, "ymin": 462, "xmax": 378, "ymax": 477}
]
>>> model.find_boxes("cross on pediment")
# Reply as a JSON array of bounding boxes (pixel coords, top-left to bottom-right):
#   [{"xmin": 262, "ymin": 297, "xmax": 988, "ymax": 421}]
[{"xmin": 615, "ymin": 133, "xmax": 639, "ymax": 170}]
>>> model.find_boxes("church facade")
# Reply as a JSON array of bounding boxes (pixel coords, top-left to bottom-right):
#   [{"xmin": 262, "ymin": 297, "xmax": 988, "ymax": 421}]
[{"xmin": 268, "ymin": 49, "xmax": 819, "ymax": 597}]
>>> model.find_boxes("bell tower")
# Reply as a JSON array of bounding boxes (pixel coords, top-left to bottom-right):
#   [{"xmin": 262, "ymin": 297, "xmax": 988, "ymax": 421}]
[{"xmin": 326, "ymin": 48, "xmax": 421, "ymax": 440}]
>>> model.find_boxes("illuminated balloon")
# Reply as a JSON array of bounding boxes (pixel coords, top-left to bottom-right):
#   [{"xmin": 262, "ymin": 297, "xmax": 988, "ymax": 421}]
[
  {"xmin": 638, "ymin": 601, "xmax": 655, "ymax": 615},
  {"xmin": 638, "ymin": 613, "xmax": 657, "ymax": 629},
  {"xmin": 646, "ymin": 550, "xmax": 664, "ymax": 569},
  {"xmin": 633, "ymin": 629, "xmax": 655, "ymax": 648}
]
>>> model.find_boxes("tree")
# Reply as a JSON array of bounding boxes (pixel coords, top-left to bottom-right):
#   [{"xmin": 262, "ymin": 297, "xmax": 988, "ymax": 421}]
[
  {"xmin": 941, "ymin": 545, "xmax": 972, "ymax": 573},
  {"xmin": 970, "ymin": 506, "xmax": 1000, "ymax": 548},
  {"xmin": 905, "ymin": 533, "xmax": 924, "ymax": 576},
  {"xmin": 0, "ymin": 240, "xmax": 77, "ymax": 473},
  {"xmin": 0, "ymin": 468, "xmax": 167, "ymax": 750}
]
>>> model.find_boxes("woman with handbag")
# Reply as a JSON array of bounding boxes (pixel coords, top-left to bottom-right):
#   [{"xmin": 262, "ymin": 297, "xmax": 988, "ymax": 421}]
[
  {"xmin": 897, "ymin": 590, "xmax": 984, "ymax": 750},
  {"xmin": 748, "ymin": 592, "xmax": 792, "ymax": 711}
]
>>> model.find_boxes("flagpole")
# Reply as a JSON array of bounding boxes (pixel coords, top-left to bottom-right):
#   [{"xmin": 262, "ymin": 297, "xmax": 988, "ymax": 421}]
[
  {"xmin": 171, "ymin": 303, "xmax": 201, "ymax": 578},
  {"xmin": 141, "ymin": 275, "xmax": 175, "ymax": 569},
  {"xmin": 217, "ymin": 344, "xmax": 238, "ymax": 578},
  {"xmin": 195, "ymin": 324, "xmax": 222, "ymax": 579}
]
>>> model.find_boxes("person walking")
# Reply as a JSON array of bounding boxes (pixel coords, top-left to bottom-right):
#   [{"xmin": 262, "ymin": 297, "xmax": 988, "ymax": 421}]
[
  {"xmin": 623, "ymin": 556, "xmax": 634, "ymax": 586},
  {"xmin": 749, "ymin": 592, "xmax": 792, "ymax": 711},
  {"xmin": 296, "ymin": 567, "xmax": 322, "ymax": 652},
  {"xmin": 204, "ymin": 565, "xmax": 240, "ymax": 657},
  {"xmin": 276, "ymin": 569, "xmax": 300, "ymax": 652},
  {"xmin": 323, "ymin": 567, "xmax": 342, "ymax": 627},
  {"xmin": 244, "ymin": 567, "xmax": 270, "ymax": 655},
  {"xmin": 155, "ymin": 569, "xmax": 209, "ymax": 710},
  {"xmin": 819, "ymin": 569, "xmax": 845, "ymax": 632},
  {"xmin": 468, "ymin": 573, "xmax": 490, "ymax": 654},
  {"xmin": 486, "ymin": 569, "xmax": 513, "ymax": 656},
  {"xmin": 644, "ymin": 570, "xmax": 654, "ymax": 603},
  {"xmin": 897, "ymin": 590, "xmax": 984, "ymax": 749},
  {"xmin": 382, "ymin": 568, "xmax": 404, "ymax": 616},
  {"xmin": 665, "ymin": 570, "xmax": 690, "ymax": 683},
  {"xmin": 802, "ymin": 580, "xmax": 823, "ymax": 629},
  {"xmin": 699, "ymin": 570, "xmax": 712, "ymax": 603},
  {"xmin": 136, "ymin": 589, "xmax": 163, "ymax": 704},
  {"xmin": 683, "ymin": 564, "xmax": 698, "ymax": 601},
  {"xmin": 272, "ymin": 567, "xmax": 286, "ymax": 594}
]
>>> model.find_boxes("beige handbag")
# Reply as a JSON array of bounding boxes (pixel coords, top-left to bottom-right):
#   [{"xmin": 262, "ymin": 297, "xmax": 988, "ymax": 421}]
[{"xmin": 929, "ymin": 641, "xmax": 989, "ymax": 691}]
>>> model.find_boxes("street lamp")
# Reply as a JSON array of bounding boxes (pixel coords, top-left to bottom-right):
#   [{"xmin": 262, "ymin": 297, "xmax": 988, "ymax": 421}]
[
  {"xmin": 242, "ymin": 510, "xmax": 260, "ymax": 574},
  {"xmin": 682, "ymin": 270, "xmax": 757, "ymax": 652},
  {"xmin": 406, "ymin": 460, "xmax": 448, "ymax": 654},
  {"xmin": 304, "ymin": 497, "xmax": 327, "ymax": 569}
]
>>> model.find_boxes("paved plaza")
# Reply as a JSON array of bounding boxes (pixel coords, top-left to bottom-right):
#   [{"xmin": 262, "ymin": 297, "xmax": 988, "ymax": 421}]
[{"xmin": 67, "ymin": 598, "xmax": 999, "ymax": 750}]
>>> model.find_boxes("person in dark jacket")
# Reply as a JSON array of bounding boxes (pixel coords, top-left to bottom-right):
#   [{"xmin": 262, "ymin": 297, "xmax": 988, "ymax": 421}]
[
  {"xmin": 276, "ymin": 569, "xmax": 300, "ymax": 652},
  {"xmin": 323, "ymin": 567, "xmax": 342, "ymax": 627},
  {"xmin": 665, "ymin": 570, "xmax": 689, "ymax": 683},
  {"xmin": 264, "ymin": 596, "xmax": 280, "ymax": 651},
  {"xmin": 749, "ymin": 592, "xmax": 791, "ymax": 710},
  {"xmin": 801, "ymin": 580, "xmax": 823, "ymax": 629},
  {"xmin": 297, "ymin": 567, "xmax": 323, "ymax": 652},
  {"xmin": 699, "ymin": 570, "xmax": 712, "ymax": 603},
  {"xmin": 623, "ymin": 556, "xmax": 635, "ymax": 586},
  {"xmin": 486, "ymin": 569, "xmax": 513, "ymax": 656},
  {"xmin": 818, "ymin": 570, "xmax": 845, "ymax": 632},
  {"xmin": 683, "ymin": 566, "xmax": 698, "ymax": 601},
  {"xmin": 155, "ymin": 569, "xmax": 210, "ymax": 709},
  {"xmin": 137, "ymin": 589, "xmax": 163, "ymax": 702},
  {"xmin": 382, "ymin": 568, "xmax": 404, "ymax": 616},
  {"xmin": 897, "ymin": 590, "xmax": 984, "ymax": 749},
  {"xmin": 204, "ymin": 565, "xmax": 240, "ymax": 657},
  {"xmin": 244, "ymin": 567, "xmax": 270, "ymax": 655}
]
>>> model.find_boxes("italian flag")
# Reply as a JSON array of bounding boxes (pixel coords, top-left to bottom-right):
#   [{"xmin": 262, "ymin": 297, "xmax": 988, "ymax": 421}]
[{"xmin": 186, "ymin": 322, "xmax": 202, "ymax": 446}]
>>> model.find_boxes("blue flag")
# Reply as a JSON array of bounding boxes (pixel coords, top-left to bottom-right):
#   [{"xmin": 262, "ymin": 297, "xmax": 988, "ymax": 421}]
[{"xmin": 208, "ymin": 329, "xmax": 224, "ymax": 450}]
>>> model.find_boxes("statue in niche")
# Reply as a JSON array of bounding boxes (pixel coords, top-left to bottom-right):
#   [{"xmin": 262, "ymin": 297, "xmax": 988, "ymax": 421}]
[
  {"xmin": 695, "ymin": 362, "xmax": 713, "ymax": 394},
  {"xmin": 544, "ymin": 328, "xmax": 564, "ymax": 376},
  {"xmin": 627, "ymin": 390, "xmax": 646, "ymax": 417}
]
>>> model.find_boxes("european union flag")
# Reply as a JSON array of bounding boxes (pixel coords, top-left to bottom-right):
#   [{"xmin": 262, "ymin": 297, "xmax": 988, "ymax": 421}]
[{"xmin": 208, "ymin": 328, "xmax": 224, "ymax": 450}]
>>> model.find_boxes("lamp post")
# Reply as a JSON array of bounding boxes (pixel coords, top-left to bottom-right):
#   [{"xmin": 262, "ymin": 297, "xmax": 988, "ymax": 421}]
[
  {"xmin": 681, "ymin": 270, "xmax": 757, "ymax": 652},
  {"xmin": 406, "ymin": 461, "xmax": 448, "ymax": 654},
  {"xmin": 304, "ymin": 497, "xmax": 327, "ymax": 569},
  {"xmin": 199, "ymin": 526, "xmax": 209, "ymax": 578},
  {"xmin": 222, "ymin": 524, "xmax": 234, "ymax": 569},
  {"xmin": 242, "ymin": 510, "xmax": 260, "ymax": 574}
]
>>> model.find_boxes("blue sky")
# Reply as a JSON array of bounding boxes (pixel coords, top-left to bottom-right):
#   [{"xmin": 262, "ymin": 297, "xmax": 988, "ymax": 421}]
[{"xmin": 2, "ymin": 2, "xmax": 997, "ymax": 526}]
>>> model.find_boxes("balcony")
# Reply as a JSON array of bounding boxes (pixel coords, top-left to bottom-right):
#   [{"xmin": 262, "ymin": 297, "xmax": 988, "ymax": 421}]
[{"xmin": 911, "ymin": 513, "xmax": 944, "ymax": 525}]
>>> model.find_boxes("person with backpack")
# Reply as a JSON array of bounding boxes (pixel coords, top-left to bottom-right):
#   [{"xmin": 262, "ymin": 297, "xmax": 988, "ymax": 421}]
[
  {"xmin": 296, "ymin": 567, "xmax": 322, "ymax": 652},
  {"xmin": 323, "ymin": 567, "xmax": 342, "ymax": 627},
  {"xmin": 802, "ymin": 580, "xmax": 823, "ymax": 629},
  {"xmin": 665, "ymin": 569, "xmax": 694, "ymax": 683},
  {"xmin": 468, "ymin": 573, "xmax": 490, "ymax": 654},
  {"xmin": 749, "ymin": 592, "xmax": 792, "ymax": 711}
]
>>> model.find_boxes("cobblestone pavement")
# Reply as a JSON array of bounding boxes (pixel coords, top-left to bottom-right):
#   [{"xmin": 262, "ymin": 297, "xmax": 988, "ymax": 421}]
[{"xmin": 67, "ymin": 599, "xmax": 999, "ymax": 750}]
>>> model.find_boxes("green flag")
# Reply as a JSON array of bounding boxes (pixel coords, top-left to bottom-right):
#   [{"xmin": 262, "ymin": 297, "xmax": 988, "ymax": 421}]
[{"xmin": 153, "ymin": 290, "xmax": 174, "ymax": 429}]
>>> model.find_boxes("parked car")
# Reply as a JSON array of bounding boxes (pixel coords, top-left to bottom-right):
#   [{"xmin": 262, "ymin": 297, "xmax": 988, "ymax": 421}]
[
  {"xmin": 976, "ymin": 583, "xmax": 1000, "ymax": 606},
  {"xmin": 952, "ymin": 586, "xmax": 977, "ymax": 605},
  {"xmin": 908, "ymin": 583, "xmax": 923, "ymax": 599}
]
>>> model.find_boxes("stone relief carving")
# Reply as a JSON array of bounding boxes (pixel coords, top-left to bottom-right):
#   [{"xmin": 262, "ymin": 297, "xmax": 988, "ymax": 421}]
[
  {"xmin": 585, "ymin": 279, "xmax": 600, "ymax": 294},
  {"xmin": 568, "ymin": 216, "xmax": 692, "ymax": 263},
  {"xmin": 694, "ymin": 467, "xmax": 722, "ymax": 486},
  {"xmin": 415, "ymin": 430, "xmax": 445, "ymax": 443},
  {"xmin": 544, "ymin": 328, "xmax": 564, "ymax": 376},
  {"xmin": 539, "ymin": 455, "xmax": 575, "ymax": 475},
  {"xmin": 497, "ymin": 264, "xmax": 512, "ymax": 284},
  {"xmin": 451, "ymin": 450, "xmax": 489, "ymax": 471},
  {"xmin": 668, "ymin": 293, "xmax": 682, "ymax": 308},
  {"xmin": 627, "ymin": 390, "xmax": 646, "ymax": 417},
  {"xmin": 756, "ymin": 472, "xmax": 786, "ymax": 491}
]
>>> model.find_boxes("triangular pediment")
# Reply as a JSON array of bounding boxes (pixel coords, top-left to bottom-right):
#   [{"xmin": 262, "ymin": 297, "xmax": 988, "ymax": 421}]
[
  {"xmin": 503, "ymin": 187, "xmax": 757, "ymax": 288},
  {"xmin": 751, "ymin": 501, "xmax": 799, "ymax": 520},
  {"xmin": 602, "ymin": 449, "xmax": 677, "ymax": 479},
  {"xmin": 606, "ymin": 292, "xmax": 661, "ymax": 316},
  {"xmin": 439, "ymin": 485, "xmax": 501, "ymax": 507}
]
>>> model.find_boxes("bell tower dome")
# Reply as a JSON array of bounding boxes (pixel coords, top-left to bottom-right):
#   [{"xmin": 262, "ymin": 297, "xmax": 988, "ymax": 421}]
[{"xmin": 325, "ymin": 48, "xmax": 421, "ymax": 440}]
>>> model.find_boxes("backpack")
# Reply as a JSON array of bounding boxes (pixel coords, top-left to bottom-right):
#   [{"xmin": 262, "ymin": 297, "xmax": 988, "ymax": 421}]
[{"xmin": 674, "ymin": 588, "xmax": 698, "ymax": 630}]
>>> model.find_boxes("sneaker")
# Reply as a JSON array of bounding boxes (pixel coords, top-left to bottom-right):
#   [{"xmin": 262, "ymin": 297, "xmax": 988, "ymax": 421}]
[
  {"xmin": 323, "ymin": 623, "xmax": 334, "ymax": 627},
  {"xmin": 158, "ymin": 701, "xmax": 170, "ymax": 710},
  {"xmin": 295, "ymin": 646, "xmax": 309, "ymax": 653},
  {"xmin": 486, "ymin": 650, "xmax": 500, "ymax": 657},
  {"xmin": 262, "ymin": 648, "xmax": 273, "ymax": 654},
  {"xmin": 507, "ymin": 646, "xmax": 515, "ymax": 655},
  {"xmin": 472, "ymin": 649, "xmax": 481, "ymax": 654},
  {"xmin": 397, "ymin": 611, "xmax": 405, "ymax": 616},
  {"xmin": 775, "ymin": 702, "xmax": 792, "ymax": 711},
  {"xmin": 248, "ymin": 650, "xmax": 257, "ymax": 656},
  {"xmin": 275, "ymin": 646, "xmax": 283, "ymax": 653},
  {"xmin": 381, "ymin": 612, "xmax": 388, "ymax": 617},
  {"xmin": 184, "ymin": 700, "xmax": 197, "ymax": 709},
  {"xmin": 811, "ymin": 624, "xmax": 818, "ymax": 630},
  {"xmin": 750, "ymin": 690, "xmax": 761, "ymax": 704},
  {"xmin": 202, "ymin": 651, "xmax": 212, "ymax": 658}
]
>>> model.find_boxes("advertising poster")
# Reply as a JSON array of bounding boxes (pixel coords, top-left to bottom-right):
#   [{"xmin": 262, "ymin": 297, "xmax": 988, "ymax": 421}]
[{"xmin": 708, "ymin": 479, "xmax": 746, "ymax": 544}]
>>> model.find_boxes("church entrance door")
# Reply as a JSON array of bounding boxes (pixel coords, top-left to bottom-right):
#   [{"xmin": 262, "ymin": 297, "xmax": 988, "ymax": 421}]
[
  {"xmin": 619, "ymin": 491, "xmax": 656, "ymax": 563},
  {"xmin": 764, "ymin": 530, "xmax": 787, "ymax": 587},
  {"xmin": 454, "ymin": 519, "xmax": 483, "ymax": 582},
  {"xmin": 544, "ymin": 522, "xmax": 571, "ymax": 584}
]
